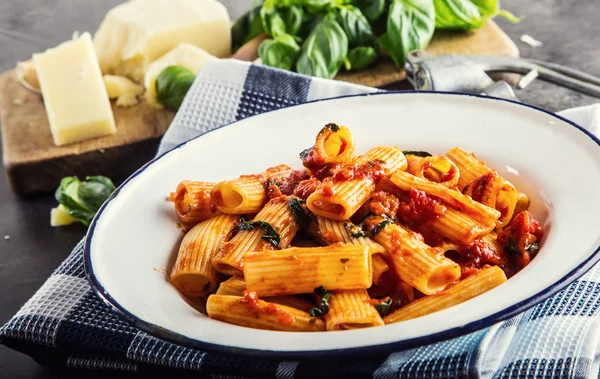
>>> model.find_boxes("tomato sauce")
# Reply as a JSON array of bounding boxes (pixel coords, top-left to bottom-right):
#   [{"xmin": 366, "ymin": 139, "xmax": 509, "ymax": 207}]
[
  {"xmin": 368, "ymin": 191, "xmax": 400, "ymax": 218},
  {"xmin": 497, "ymin": 211, "xmax": 543, "ymax": 269},
  {"xmin": 397, "ymin": 189, "xmax": 446, "ymax": 226},
  {"xmin": 293, "ymin": 177, "xmax": 321, "ymax": 199},
  {"xmin": 240, "ymin": 291, "xmax": 295, "ymax": 326},
  {"xmin": 332, "ymin": 161, "xmax": 386, "ymax": 183}
]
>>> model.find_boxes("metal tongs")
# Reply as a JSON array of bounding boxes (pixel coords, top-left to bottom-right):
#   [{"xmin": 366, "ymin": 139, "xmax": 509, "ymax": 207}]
[{"xmin": 405, "ymin": 50, "xmax": 600, "ymax": 101}]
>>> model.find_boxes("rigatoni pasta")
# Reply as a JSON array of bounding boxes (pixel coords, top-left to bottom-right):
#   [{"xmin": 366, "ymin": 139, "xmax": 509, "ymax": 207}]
[{"xmin": 168, "ymin": 124, "xmax": 544, "ymax": 331}]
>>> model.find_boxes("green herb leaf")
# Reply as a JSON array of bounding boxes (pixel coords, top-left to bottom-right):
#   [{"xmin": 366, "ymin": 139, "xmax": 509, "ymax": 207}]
[
  {"xmin": 352, "ymin": 0, "xmax": 387, "ymax": 22},
  {"xmin": 324, "ymin": 122, "xmax": 340, "ymax": 132},
  {"xmin": 402, "ymin": 150, "xmax": 432, "ymax": 157},
  {"xmin": 336, "ymin": 5, "xmax": 377, "ymax": 48},
  {"xmin": 280, "ymin": 5, "xmax": 305, "ymax": 36},
  {"xmin": 310, "ymin": 286, "xmax": 331, "ymax": 316},
  {"xmin": 302, "ymin": 0, "xmax": 336, "ymax": 13},
  {"xmin": 235, "ymin": 220, "xmax": 281, "ymax": 248},
  {"xmin": 344, "ymin": 222, "xmax": 367, "ymax": 238},
  {"xmin": 155, "ymin": 66, "xmax": 196, "ymax": 111},
  {"xmin": 368, "ymin": 218, "xmax": 394, "ymax": 237},
  {"xmin": 55, "ymin": 176, "xmax": 115, "ymax": 226},
  {"xmin": 433, "ymin": 0, "xmax": 484, "ymax": 30},
  {"xmin": 261, "ymin": 1, "xmax": 287, "ymax": 37},
  {"xmin": 289, "ymin": 197, "xmax": 311, "ymax": 229},
  {"xmin": 471, "ymin": 0, "xmax": 521, "ymax": 25},
  {"xmin": 259, "ymin": 34, "xmax": 301, "ymax": 71},
  {"xmin": 231, "ymin": 5, "xmax": 265, "ymax": 53},
  {"xmin": 78, "ymin": 176, "xmax": 116, "ymax": 211},
  {"xmin": 378, "ymin": 0, "xmax": 435, "ymax": 68},
  {"xmin": 296, "ymin": 15, "xmax": 349, "ymax": 79},
  {"xmin": 345, "ymin": 46, "xmax": 378, "ymax": 70},
  {"xmin": 374, "ymin": 298, "xmax": 392, "ymax": 317}
]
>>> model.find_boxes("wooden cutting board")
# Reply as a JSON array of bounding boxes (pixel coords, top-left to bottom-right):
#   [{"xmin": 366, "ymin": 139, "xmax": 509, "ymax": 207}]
[{"xmin": 1, "ymin": 20, "xmax": 517, "ymax": 195}]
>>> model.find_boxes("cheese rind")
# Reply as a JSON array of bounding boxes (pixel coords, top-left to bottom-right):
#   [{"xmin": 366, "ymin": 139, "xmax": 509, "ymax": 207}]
[
  {"xmin": 33, "ymin": 32, "xmax": 116, "ymax": 146},
  {"xmin": 144, "ymin": 43, "xmax": 215, "ymax": 106},
  {"xmin": 94, "ymin": 0, "xmax": 231, "ymax": 82}
]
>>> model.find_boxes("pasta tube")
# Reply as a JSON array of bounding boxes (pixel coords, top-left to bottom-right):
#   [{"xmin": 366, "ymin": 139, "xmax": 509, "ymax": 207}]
[
  {"xmin": 428, "ymin": 207, "xmax": 493, "ymax": 245},
  {"xmin": 172, "ymin": 181, "xmax": 221, "ymax": 229},
  {"xmin": 216, "ymin": 276, "xmax": 246, "ymax": 296},
  {"xmin": 406, "ymin": 155, "xmax": 459, "ymax": 188},
  {"xmin": 307, "ymin": 216, "xmax": 385, "ymax": 255},
  {"xmin": 313, "ymin": 124, "xmax": 355, "ymax": 164},
  {"xmin": 211, "ymin": 164, "xmax": 294, "ymax": 214},
  {"xmin": 384, "ymin": 266, "xmax": 507, "ymax": 323},
  {"xmin": 325, "ymin": 289, "xmax": 384, "ymax": 330},
  {"xmin": 370, "ymin": 218, "xmax": 460, "ymax": 295},
  {"xmin": 213, "ymin": 196, "xmax": 300, "ymax": 275},
  {"xmin": 390, "ymin": 171, "xmax": 501, "ymax": 228},
  {"xmin": 244, "ymin": 244, "xmax": 372, "ymax": 297},
  {"xmin": 307, "ymin": 146, "xmax": 405, "ymax": 220},
  {"xmin": 170, "ymin": 215, "xmax": 239, "ymax": 297},
  {"xmin": 372, "ymin": 253, "xmax": 390, "ymax": 285},
  {"xmin": 207, "ymin": 294, "xmax": 325, "ymax": 331}
]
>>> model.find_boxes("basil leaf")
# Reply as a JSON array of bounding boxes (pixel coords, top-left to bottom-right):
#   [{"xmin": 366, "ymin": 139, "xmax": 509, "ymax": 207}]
[
  {"xmin": 299, "ymin": 147, "xmax": 313, "ymax": 159},
  {"xmin": 368, "ymin": 219, "xmax": 394, "ymax": 237},
  {"xmin": 296, "ymin": 15, "xmax": 348, "ymax": 79},
  {"xmin": 379, "ymin": 0, "xmax": 435, "ymax": 68},
  {"xmin": 345, "ymin": 46, "xmax": 378, "ymax": 70},
  {"xmin": 259, "ymin": 34, "xmax": 301, "ymax": 70},
  {"xmin": 55, "ymin": 176, "xmax": 115, "ymax": 226},
  {"xmin": 324, "ymin": 122, "xmax": 340, "ymax": 132},
  {"xmin": 344, "ymin": 222, "xmax": 367, "ymax": 238},
  {"xmin": 280, "ymin": 5, "xmax": 304, "ymax": 36},
  {"xmin": 231, "ymin": 6, "xmax": 265, "ymax": 53},
  {"xmin": 302, "ymin": 0, "xmax": 336, "ymax": 13},
  {"xmin": 235, "ymin": 220, "xmax": 281, "ymax": 248},
  {"xmin": 78, "ymin": 176, "xmax": 116, "ymax": 212},
  {"xmin": 261, "ymin": 1, "xmax": 287, "ymax": 37},
  {"xmin": 352, "ymin": 0, "xmax": 387, "ymax": 22},
  {"xmin": 434, "ymin": 0, "xmax": 484, "ymax": 30},
  {"xmin": 374, "ymin": 298, "xmax": 392, "ymax": 317},
  {"xmin": 402, "ymin": 150, "xmax": 432, "ymax": 157},
  {"xmin": 525, "ymin": 242, "xmax": 539, "ymax": 254},
  {"xmin": 155, "ymin": 66, "xmax": 196, "ymax": 111},
  {"xmin": 289, "ymin": 197, "xmax": 311, "ymax": 229},
  {"xmin": 336, "ymin": 5, "xmax": 377, "ymax": 48},
  {"xmin": 503, "ymin": 243, "xmax": 519, "ymax": 256},
  {"xmin": 472, "ymin": 0, "xmax": 521, "ymax": 22},
  {"xmin": 309, "ymin": 286, "xmax": 331, "ymax": 316}
]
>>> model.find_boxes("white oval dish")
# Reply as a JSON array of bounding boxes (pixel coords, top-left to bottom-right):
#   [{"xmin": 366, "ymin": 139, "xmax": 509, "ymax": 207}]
[{"xmin": 85, "ymin": 92, "xmax": 600, "ymax": 357}]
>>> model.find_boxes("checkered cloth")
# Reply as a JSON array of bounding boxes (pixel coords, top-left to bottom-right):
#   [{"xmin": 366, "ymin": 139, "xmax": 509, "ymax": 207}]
[{"xmin": 2, "ymin": 59, "xmax": 600, "ymax": 378}]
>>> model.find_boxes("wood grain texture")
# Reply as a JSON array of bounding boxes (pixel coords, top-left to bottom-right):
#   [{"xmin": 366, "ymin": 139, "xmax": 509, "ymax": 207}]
[
  {"xmin": 0, "ymin": 20, "xmax": 516, "ymax": 195},
  {"xmin": 336, "ymin": 20, "xmax": 518, "ymax": 87},
  {"xmin": 0, "ymin": 70, "xmax": 174, "ymax": 194}
]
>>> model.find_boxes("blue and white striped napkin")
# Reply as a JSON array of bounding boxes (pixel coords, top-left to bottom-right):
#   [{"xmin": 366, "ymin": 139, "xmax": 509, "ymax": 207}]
[{"xmin": 2, "ymin": 59, "xmax": 600, "ymax": 378}]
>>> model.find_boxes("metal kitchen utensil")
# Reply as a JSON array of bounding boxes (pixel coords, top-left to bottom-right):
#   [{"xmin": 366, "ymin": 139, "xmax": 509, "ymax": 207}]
[{"xmin": 405, "ymin": 51, "xmax": 600, "ymax": 101}]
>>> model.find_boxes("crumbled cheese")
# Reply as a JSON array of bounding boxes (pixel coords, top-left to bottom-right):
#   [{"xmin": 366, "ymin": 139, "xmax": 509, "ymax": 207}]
[{"xmin": 520, "ymin": 34, "xmax": 543, "ymax": 47}]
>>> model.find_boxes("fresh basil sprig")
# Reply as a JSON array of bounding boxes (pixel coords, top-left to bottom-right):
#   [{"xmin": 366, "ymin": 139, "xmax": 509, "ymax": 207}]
[
  {"xmin": 54, "ymin": 176, "xmax": 116, "ymax": 226},
  {"xmin": 352, "ymin": 0, "xmax": 387, "ymax": 22},
  {"xmin": 155, "ymin": 66, "xmax": 196, "ymax": 111},
  {"xmin": 345, "ymin": 46, "xmax": 378, "ymax": 70},
  {"xmin": 368, "ymin": 218, "xmax": 394, "ymax": 237},
  {"xmin": 310, "ymin": 286, "xmax": 332, "ymax": 316},
  {"xmin": 378, "ymin": 0, "xmax": 436, "ymax": 68},
  {"xmin": 234, "ymin": 220, "xmax": 281, "ymax": 248},
  {"xmin": 296, "ymin": 15, "xmax": 348, "ymax": 79},
  {"xmin": 259, "ymin": 33, "xmax": 301, "ymax": 70},
  {"xmin": 344, "ymin": 222, "xmax": 367, "ymax": 238}
]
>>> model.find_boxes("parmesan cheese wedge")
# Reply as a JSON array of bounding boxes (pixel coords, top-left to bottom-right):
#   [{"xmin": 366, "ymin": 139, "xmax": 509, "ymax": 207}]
[
  {"xmin": 93, "ymin": 0, "xmax": 231, "ymax": 82},
  {"xmin": 33, "ymin": 32, "xmax": 116, "ymax": 146},
  {"xmin": 103, "ymin": 75, "xmax": 143, "ymax": 107},
  {"xmin": 144, "ymin": 43, "xmax": 216, "ymax": 106}
]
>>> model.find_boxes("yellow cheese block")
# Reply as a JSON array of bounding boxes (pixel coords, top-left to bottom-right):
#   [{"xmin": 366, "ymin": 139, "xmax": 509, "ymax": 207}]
[
  {"xmin": 33, "ymin": 32, "xmax": 116, "ymax": 146},
  {"xmin": 50, "ymin": 205, "xmax": 78, "ymax": 226},
  {"xmin": 94, "ymin": 0, "xmax": 231, "ymax": 82},
  {"xmin": 144, "ymin": 43, "xmax": 216, "ymax": 106}
]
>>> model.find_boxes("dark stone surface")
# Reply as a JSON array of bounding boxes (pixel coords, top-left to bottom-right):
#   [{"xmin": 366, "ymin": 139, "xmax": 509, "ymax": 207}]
[{"xmin": 0, "ymin": 0, "xmax": 597, "ymax": 377}]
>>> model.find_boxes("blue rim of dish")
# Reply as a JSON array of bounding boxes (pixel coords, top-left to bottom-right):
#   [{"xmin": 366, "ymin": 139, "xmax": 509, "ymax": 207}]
[{"xmin": 84, "ymin": 90, "xmax": 600, "ymax": 358}]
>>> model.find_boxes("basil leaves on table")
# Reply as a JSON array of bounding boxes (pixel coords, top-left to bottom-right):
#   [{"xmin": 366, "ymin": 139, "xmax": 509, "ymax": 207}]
[
  {"xmin": 296, "ymin": 15, "xmax": 348, "ymax": 79},
  {"xmin": 155, "ymin": 66, "xmax": 196, "ymax": 111},
  {"xmin": 55, "ymin": 176, "xmax": 116, "ymax": 226},
  {"xmin": 378, "ymin": 0, "xmax": 436, "ymax": 67},
  {"xmin": 259, "ymin": 33, "xmax": 301, "ymax": 70},
  {"xmin": 434, "ymin": 0, "xmax": 520, "ymax": 30},
  {"xmin": 232, "ymin": 0, "xmax": 519, "ymax": 78}
]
